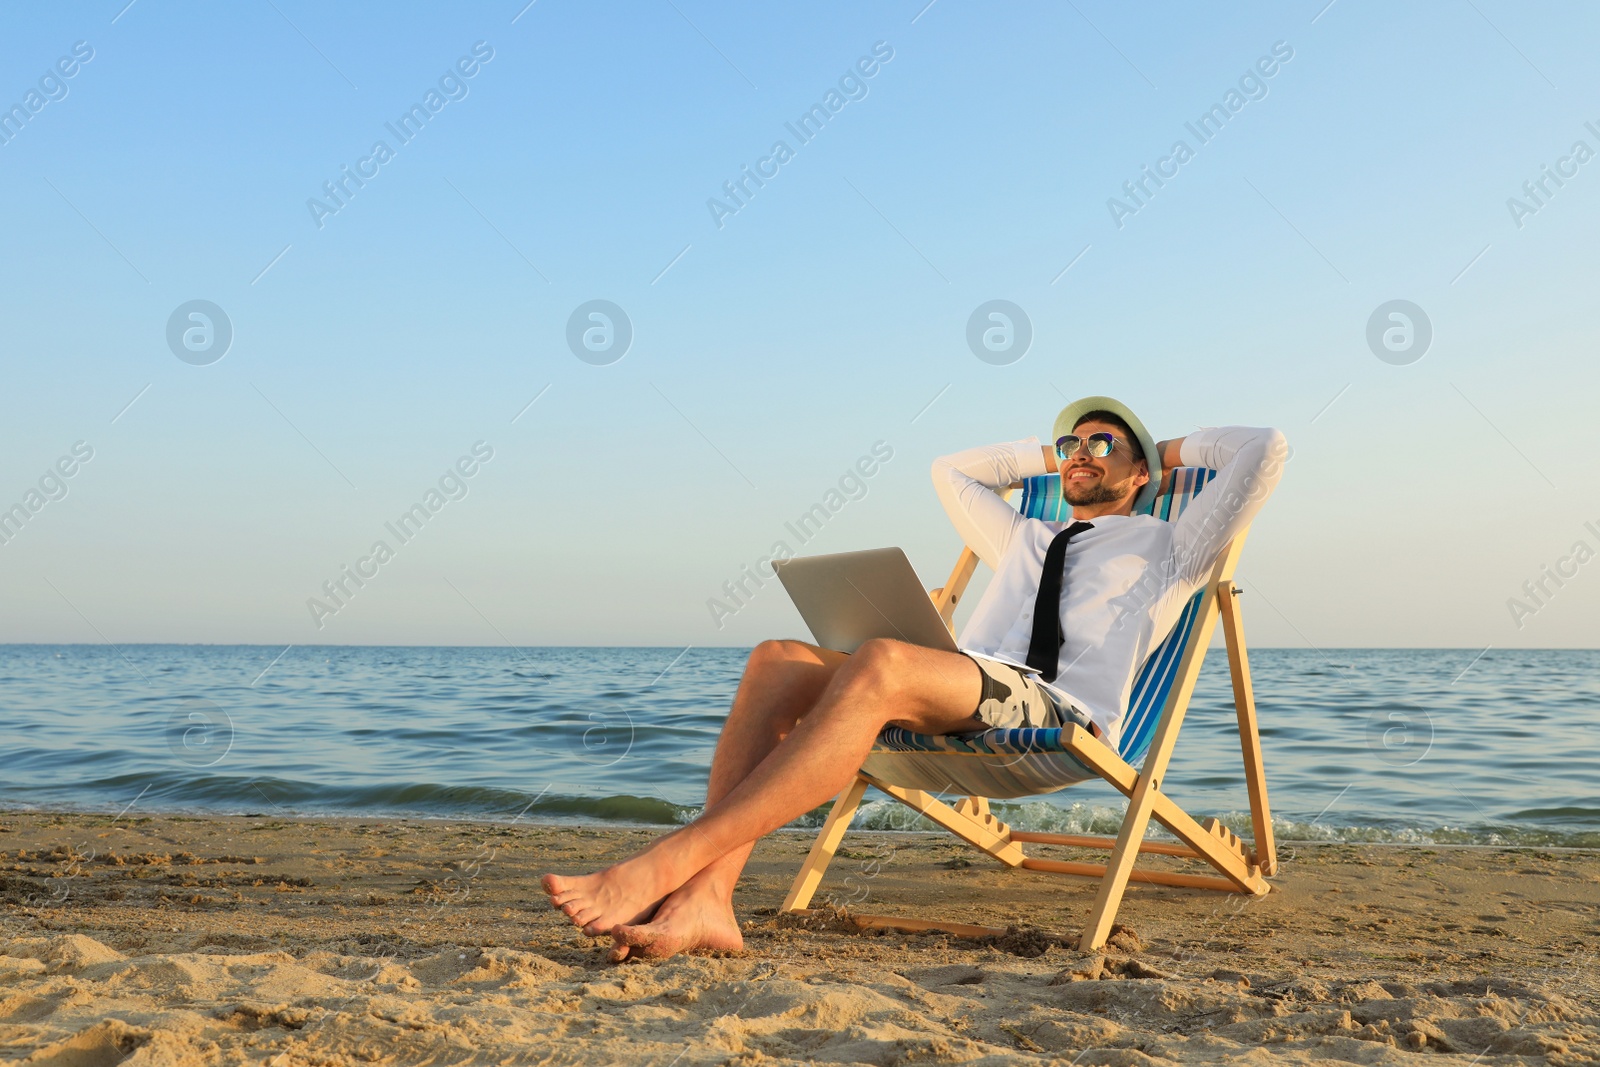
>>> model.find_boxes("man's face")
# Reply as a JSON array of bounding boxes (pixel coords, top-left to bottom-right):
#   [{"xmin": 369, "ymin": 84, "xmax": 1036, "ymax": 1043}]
[{"xmin": 1061, "ymin": 419, "xmax": 1149, "ymax": 510}]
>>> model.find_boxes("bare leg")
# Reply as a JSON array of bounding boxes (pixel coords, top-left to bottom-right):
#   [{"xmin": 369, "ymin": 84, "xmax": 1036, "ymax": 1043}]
[
  {"xmin": 605, "ymin": 641, "xmax": 850, "ymax": 958},
  {"xmin": 544, "ymin": 638, "xmax": 983, "ymax": 950},
  {"xmin": 544, "ymin": 640, "xmax": 848, "ymax": 937}
]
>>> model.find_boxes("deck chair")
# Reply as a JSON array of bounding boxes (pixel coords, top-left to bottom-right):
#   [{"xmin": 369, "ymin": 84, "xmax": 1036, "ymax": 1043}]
[{"xmin": 781, "ymin": 465, "xmax": 1277, "ymax": 951}]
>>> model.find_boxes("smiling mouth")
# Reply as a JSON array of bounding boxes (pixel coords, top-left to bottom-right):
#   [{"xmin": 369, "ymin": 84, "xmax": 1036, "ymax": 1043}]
[{"xmin": 1066, "ymin": 469, "xmax": 1100, "ymax": 480}]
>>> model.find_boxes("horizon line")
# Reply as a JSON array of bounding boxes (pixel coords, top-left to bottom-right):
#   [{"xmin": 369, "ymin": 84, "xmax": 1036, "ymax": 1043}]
[{"xmin": 0, "ymin": 642, "xmax": 1586, "ymax": 651}]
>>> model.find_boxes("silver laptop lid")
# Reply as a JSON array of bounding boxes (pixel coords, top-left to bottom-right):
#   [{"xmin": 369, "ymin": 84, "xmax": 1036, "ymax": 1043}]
[{"xmin": 772, "ymin": 547, "xmax": 959, "ymax": 655}]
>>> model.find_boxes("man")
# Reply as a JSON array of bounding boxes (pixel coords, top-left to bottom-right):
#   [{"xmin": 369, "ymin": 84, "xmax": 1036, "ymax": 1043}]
[{"xmin": 544, "ymin": 395, "xmax": 1287, "ymax": 961}]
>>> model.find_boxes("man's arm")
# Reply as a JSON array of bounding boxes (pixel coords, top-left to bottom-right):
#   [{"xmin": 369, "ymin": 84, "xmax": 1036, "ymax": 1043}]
[
  {"xmin": 1166, "ymin": 426, "xmax": 1289, "ymax": 589},
  {"xmin": 931, "ymin": 438, "xmax": 1050, "ymax": 570}
]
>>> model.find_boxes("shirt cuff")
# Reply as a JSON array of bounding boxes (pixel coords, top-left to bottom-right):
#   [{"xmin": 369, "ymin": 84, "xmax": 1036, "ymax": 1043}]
[
  {"xmin": 1177, "ymin": 427, "xmax": 1223, "ymax": 468},
  {"xmin": 1013, "ymin": 436, "xmax": 1049, "ymax": 479}
]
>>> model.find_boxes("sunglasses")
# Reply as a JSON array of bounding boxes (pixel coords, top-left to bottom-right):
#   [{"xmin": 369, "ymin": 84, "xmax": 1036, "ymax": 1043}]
[{"xmin": 1055, "ymin": 432, "xmax": 1132, "ymax": 461}]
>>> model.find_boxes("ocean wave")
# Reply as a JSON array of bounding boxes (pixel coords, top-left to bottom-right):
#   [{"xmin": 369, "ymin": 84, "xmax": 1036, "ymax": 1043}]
[
  {"xmin": 4, "ymin": 784, "xmax": 1598, "ymax": 848},
  {"xmin": 4, "ymin": 645, "xmax": 1599, "ymax": 849}
]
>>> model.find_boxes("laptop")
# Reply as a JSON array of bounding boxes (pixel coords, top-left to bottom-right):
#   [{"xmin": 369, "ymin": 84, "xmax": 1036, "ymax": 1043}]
[{"xmin": 771, "ymin": 547, "xmax": 960, "ymax": 655}]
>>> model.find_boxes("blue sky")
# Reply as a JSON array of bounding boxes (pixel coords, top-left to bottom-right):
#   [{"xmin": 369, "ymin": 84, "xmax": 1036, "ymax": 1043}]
[{"xmin": 2, "ymin": 0, "xmax": 1597, "ymax": 649}]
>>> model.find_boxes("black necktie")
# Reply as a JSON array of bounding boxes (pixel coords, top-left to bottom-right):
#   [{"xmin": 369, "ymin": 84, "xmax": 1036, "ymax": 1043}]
[{"xmin": 1026, "ymin": 521, "xmax": 1094, "ymax": 682}]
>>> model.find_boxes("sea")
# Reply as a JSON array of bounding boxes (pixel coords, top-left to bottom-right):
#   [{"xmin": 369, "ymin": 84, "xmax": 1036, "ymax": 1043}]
[{"xmin": 1, "ymin": 645, "xmax": 1596, "ymax": 849}]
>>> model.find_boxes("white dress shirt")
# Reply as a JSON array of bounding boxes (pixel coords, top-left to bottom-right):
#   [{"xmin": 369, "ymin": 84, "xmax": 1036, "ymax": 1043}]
[{"xmin": 931, "ymin": 426, "xmax": 1287, "ymax": 747}]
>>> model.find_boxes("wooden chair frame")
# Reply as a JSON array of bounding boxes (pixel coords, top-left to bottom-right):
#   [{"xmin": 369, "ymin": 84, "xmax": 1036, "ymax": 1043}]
[{"xmin": 781, "ymin": 484, "xmax": 1277, "ymax": 952}]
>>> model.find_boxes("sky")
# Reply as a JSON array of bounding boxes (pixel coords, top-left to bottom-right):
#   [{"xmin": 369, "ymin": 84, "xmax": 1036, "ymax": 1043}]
[{"xmin": 2, "ymin": 0, "xmax": 1598, "ymax": 650}]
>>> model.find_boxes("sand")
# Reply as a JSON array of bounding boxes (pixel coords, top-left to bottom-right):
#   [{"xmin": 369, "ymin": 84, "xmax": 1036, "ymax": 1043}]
[{"xmin": 1, "ymin": 810, "xmax": 1597, "ymax": 1066}]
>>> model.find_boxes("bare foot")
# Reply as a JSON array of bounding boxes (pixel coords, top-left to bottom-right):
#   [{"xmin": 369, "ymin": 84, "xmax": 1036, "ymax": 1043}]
[
  {"xmin": 541, "ymin": 860, "xmax": 672, "ymax": 937},
  {"xmin": 607, "ymin": 882, "xmax": 744, "ymax": 963}
]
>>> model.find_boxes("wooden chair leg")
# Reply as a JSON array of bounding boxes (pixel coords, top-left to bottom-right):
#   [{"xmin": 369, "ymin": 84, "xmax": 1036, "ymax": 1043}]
[
  {"xmin": 1079, "ymin": 761, "xmax": 1166, "ymax": 950},
  {"xmin": 1080, "ymin": 556, "xmax": 1236, "ymax": 951},
  {"xmin": 1062, "ymin": 724, "xmax": 1266, "ymax": 894},
  {"xmin": 782, "ymin": 776, "xmax": 869, "ymax": 912},
  {"xmin": 1218, "ymin": 582, "xmax": 1276, "ymax": 876}
]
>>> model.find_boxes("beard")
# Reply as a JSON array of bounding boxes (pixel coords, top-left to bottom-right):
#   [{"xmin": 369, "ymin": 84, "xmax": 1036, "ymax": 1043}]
[{"xmin": 1062, "ymin": 477, "xmax": 1131, "ymax": 506}]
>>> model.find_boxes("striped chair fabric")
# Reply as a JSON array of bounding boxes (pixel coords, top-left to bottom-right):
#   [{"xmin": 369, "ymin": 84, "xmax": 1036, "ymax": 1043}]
[{"xmin": 859, "ymin": 467, "xmax": 1219, "ymax": 799}]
